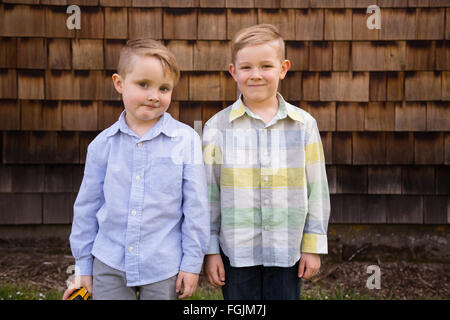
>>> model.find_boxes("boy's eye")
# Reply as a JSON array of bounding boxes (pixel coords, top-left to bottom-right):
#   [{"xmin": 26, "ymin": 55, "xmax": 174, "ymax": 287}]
[
  {"xmin": 263, "ymin": 65, "xmax": 273, "ymax": 69},
  {"xmin": 139, "ymin": 82, "xmax": 148, "ymax": 88},
  {"xmin": 160, "ymin": 86, "xmax": 170, "ymax": 92},
  {"xmin": 240, "ymin": 66, "xmax": 251, "ymax": 70}
]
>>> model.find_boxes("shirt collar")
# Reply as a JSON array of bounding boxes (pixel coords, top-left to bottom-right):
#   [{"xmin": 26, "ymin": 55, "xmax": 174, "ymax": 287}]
[
  {"xmin": 106, "ymin": 110, "xmax": 180, "ymax": 139},
  {"xmin": 228, "ymin": 92, "xmax": 304, "ymax": 124}
]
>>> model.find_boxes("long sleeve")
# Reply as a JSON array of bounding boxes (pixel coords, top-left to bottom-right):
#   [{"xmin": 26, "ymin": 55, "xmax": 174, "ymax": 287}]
[
  {"xmin": 301, "ymin": 119, "xmax": 330, "ymax": 254},
  {"xmin": 179, "ymin": 133, "xmax": 210, "ymax": 274},
  {"xmin": 69, "ymin": 143, "xmax": 106, "ymax": 275},
  {"xmin": 202, "ymin": 122, "xmax": 223, "ymax": 254}
]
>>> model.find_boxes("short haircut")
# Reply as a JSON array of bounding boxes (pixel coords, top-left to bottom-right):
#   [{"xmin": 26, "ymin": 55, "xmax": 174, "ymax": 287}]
[
  {"xmin": 117, "ymin": 38, "xmax": 180, "ymax": 84},
  {"xmin": 231, "ymin": 24, "xmax": 285, "ymax": 64}
]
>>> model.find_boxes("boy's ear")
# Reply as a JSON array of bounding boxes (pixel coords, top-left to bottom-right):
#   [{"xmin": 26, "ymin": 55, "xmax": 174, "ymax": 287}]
[
  {"xmin": 279, "ymin": 59, "xmax": 291, "ymax": 80},
  {"xmin": 112, "ymin": 73, "xmax": 123, "ymax": 94},
  {"xmin": 229, "ymin": 63, "xmax": 237, "ymax": 81}
]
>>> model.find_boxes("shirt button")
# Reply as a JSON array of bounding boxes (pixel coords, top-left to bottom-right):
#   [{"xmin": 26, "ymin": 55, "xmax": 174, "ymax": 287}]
[
  {"xmin": 264, "ymin": 176, "xmax": 269, "ymax": 182},
  {"xmin": 137, "ymin": 142, "xmax": 143, "ymax": 148},
  {"xmin": 264, "ymin": 199, "xmax": 269, "ymax": 205},
  {"xmin": 131, "ymin": 209, "xmax": 137, "ymax": 216},
  {"xmin": 135, "ymin": 175, "xmax": 141, "ymax": 182},
  {"xmin": 128, "ymin": 246, "xmax": 133, "ymax": 253}
]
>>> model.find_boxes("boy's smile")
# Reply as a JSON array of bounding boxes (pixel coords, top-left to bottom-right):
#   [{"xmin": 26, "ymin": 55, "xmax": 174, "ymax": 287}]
[
  {"xmin": 229, "ymin": 41, "xmax": 290, "ymax": 110},
  {"xmin": 112, "ymin": 54, "xmax": 174, "ymax": 136}
]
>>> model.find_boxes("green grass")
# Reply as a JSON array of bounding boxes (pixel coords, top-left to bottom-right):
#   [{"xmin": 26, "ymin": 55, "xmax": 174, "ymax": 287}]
[{"xmin": 0, "ymin": 281, "xmax": 387, "ymax": 300}]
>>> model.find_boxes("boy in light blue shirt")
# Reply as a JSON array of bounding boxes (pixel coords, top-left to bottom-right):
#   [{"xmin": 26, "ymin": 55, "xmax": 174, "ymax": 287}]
[{"xmin": 63, "ymin": 39, "xmax": 209, "ymax": 300}]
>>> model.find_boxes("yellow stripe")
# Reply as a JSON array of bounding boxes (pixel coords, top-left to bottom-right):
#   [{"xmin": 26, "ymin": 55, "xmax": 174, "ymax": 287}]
[
  {"xmin": 305, "ymin": 142, "xmax": 325, "ymax": 165},
  {"xmin": 301, "ymin": 233, "xmax": 318, "ymax": 253},
  {"xmin": 221, "ymin": 167, "xmax": 306, "ymax": 188},
  {"xmin": 229, "ymin": 103, "xmax": 246, "ymax": 121},
  {"xmin": 203, "ymin": 143, "xmax": 222, "ymax": 165}
]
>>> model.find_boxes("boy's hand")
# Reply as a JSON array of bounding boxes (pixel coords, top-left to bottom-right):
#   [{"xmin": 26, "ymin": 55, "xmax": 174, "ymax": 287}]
[
  {"xmin": 176, "ymin": 271, "xmax": 199, "ymax": 299},
  {"xmin": 62, "ymin": 275, "xmax": 93, "ymax": 300},
  {"xmin": 204, "ymin": 254, "xmax": 225, "ymax": 287},
  {"xmin": 298, "ymin": 253, "xmax": 321, "ymax": 280}
]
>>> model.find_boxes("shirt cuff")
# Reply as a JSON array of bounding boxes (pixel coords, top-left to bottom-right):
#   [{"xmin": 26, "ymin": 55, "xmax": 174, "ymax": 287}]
[
  {"xmin": 301, "ymin": 233, "xmax": 328, "ymax": 254},
  {"xmin": 75, "ymin": 256, "xmax": 94, "ymax": 276},
  {"xmin": 180, "ymin": 255, "xmax": 204, "ymax": 274},
  {"xmin": 207, "ymin": 234, "xmax": 220, "ymax": 255}
]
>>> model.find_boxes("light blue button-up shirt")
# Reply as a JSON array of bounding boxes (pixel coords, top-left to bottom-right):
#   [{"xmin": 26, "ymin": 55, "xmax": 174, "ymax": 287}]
[{"xmin": 70, "ymin": 111, "xmax": 209, "ymax": 286}]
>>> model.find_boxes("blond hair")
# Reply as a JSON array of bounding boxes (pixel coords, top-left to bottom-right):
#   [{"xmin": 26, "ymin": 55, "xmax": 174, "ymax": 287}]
[
  {"xmin": 117, "ymin": 38, "xmax": 180, "ymax": 84},
  {"xmin": 231, "ymin": 24, "xmax": 285, "ymax": 64}
]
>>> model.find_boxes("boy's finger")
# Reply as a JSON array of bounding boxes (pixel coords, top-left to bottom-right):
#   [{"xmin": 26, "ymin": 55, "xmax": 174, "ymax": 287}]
[
  {"xmin": 218, "ymin": 263, "xmax": 226, "ymax": 283},
  {"xmin": 298, "ymin": 258, "xmax": 306, "ymax": 278},
  {"xmin": 175, "ymin": 273, "xmax": 183, "ymax": 293}
]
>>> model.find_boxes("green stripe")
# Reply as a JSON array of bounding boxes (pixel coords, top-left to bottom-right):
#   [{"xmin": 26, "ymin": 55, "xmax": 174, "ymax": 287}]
[
  {"xmin": 307, "ymin": 181, "xmax": 329, "ymax": 201},
  {"xmin": 207, "ymin": 183, "xmax": 220, "ymax": 202}
]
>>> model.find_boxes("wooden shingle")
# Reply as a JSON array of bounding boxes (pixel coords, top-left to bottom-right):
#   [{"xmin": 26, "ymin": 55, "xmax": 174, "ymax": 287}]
[
  {"xmin": 368, "ymin": 166, "xmax": 402, "ymax": 194},
  {"xmin": 189, "ymin": 72, "xmax": 221, "ymax": 101},
  {"xmin": 427, "ymin": 102, "xmax": 450, "ymax": 131},
  {"xmin": 423, "ymin": 196, "xmax": 447, "ymax": 224},
  {"xmin": 0, "ymin": 194, "xmax": 42, "ymax": 225},
  {"xmin": 17, "ymin": 38, "xmax": 46, "ymax": 69},
  {"xmin": 105, "ymin": 7, "xmax": 128, "ymax": 39},
  {"xmin": 320, "ymin": 72, "xmax": 369, "ymax": 102},
  {"xmin": 286, "ymin": 41, "xmax": 309, "ymax": 71},
  {"xmin": 443, "ymin": 71, "xmax": 450, "ymax": 101},
  {"xmin": 336, "ymin": 166, "xmax": 367, "ymax": 193},
  {"xmin": 167, "ymin": 101, "xmax": 180, "ymax": 120},
  {"xmin": 414, "ymin": 132, "xmax": 444, "ymax": 165},
  {"xmin": 436, "ymin": 166, "xmax": 450, "ymax": 195},
  {"xmin": 446, "ymin": 133, "xmax": 450, "ymax": 165},
  {"xmin": 365, "ymin": 102, "xmax": 395, "ymax": 131},
  {"xmin": 386, "ymin": 132, "xmax": 414, "ymax": 164},
  {"xmin": 62, "ymin": 101, "xmax": 98, "ymax": 131},
  {"xmin": 44, "ymin": 165, "xmax": 74, "ymax": 193},
  {"xmin": 226, "ymin": 0, "xmax": 254, "ymax": 7},
  {"xmin": 48, "ymin": 39, "xmax": 71, "ymax": 70},
  {"xmin": 311, "ymin": 0, "xmax": 345, "ymax": 8},
  {"xmin": 202, "ymin": 103, "xmax": 223, "ymax": 124},
  {"xmin": 380, "ymin": 8, "xmax": 416, "ymax": 40},
  {"xmin": 447, "ymin": 8, "xmax": 450, "ymax": 40},
  {"xmin": 74, "ymin": 70, "xmax": 102, "ymax": 100},
  {"xmin": 416, "ymin": 8, "xmax": 445, "ymax": 40},
  {"xmin": 281, "ymin": 0, "xmax": 309, "ymax": 8},
  {"xmin": 345, "ymin": 0, "xmax": 376, "ymax": 8},
  {"xmin": 329, "ymin": 194, "xmax": 361, "ymax": 223},
  {"xmin": 309, "ymin": 41, "xmax": 332, "ymax": 71},
  {"xmin": 0, "ymin": 38, "xmax": 17, "ymax": 68},
  {"xmin": 0, "ymin": 69, "xmax": 17, "ymax": 99},
  {"xmin": 353, "ymin": 132, "xmax": 386, "ymax": 165},
  {"xmin": 0, "ymin": 165, "xmax": 12, "ymax": 193},
  {"xmin": 98, "ymin": 71, "xmax": 121, "ymax": 101},
  {"xmin": 45, "ymin": 5, "xmax": 76, "ymax": 38},
  {"xmin": 324, "ymin": 9, "xmax": 352, "ymax": 40},
  {"xmin": 0, "ymin": 5, "xmax": 45, "ymax": 37},
  {"xmin": 200, "ymin": 0, "xmax": 225, "ymax": 7},
  {"xmin": 43, "ymin": 193, "xmax": 73, "ymax": 224},
  {"xmin": 227, "ymin": 9, "xmax": 257, "ymax": 40},
  {"xmin": 129, "ymin": 8, "xmax": 162, "ymax": 39},
  {"xmin": 0, "ymin": 100, "xmax": 20, "ymax": 130},
  {"xmin": 163, "ymin": 8, "xmax": 197, "ymax": 40},
  {"xmin": 369, "ymin": 72, "xmax": 387, "ymax": 101},
  {"xmin": 18, "ymin": 70, "xmax": 45, "ymax": 100},
  {"xmin": 378, "ymin": 0, "xmax": 408, "ymax": 6},
  {"xmin": 254, "ymin": 0, "xmax": 280, "ymax": 8},
  {"xmin": 77, "ymin": 6, "xmax": 104, "ymax": 38},
  {"xmin": 384, "ymin": 41, "xmax": 406, "ymax": 70},
  {"xmin": 326, "ymin": 165, "xmax": 336, "ymax": 193},
  {"xmin": 21, "ymin": 100, "xmax": 62, "ymax": 131},
  {"xmin": 332, "ymin": 132, "xmax": 352, "ymax": 164},
  {"xmin": 178, "ymin": 102, "xmax": 202, "ymax": 128},
  {"xmin": 198, "ymin": 9, "xmax": 227, "ymax": 40},
  {"xmin": 332, "ymin": 41, "xmax": 350, "ymax": 71},
  {"xmin": 169, "ymin": 0, "xmax": 199, "ymax": 7},
  {"xmin": 395, "ymin": 101, "xmax": 426, "ymax": 131},
  {"xmin": 402, "ymin": 166, "xmax": 435, "ymax": 194},
  {"xmin": 166, "ymin": 41, "xmax": 194, "ymax": 71},
  {"xmin": 98, "ymin": 101, "xmax": 123, "ymax": 130},
  {"xmin": 299, "ymin": 102, "xmax": 336, "ymax": 132},
  {"xmin": 45, "ymin": 70, "xmax": 75, "ymax": 100},
  {"xmin": 352, "ymin": 9, "xmax": 379, "ymax": 40},
  {"xmin": 296, "ymin": 9, "xmax": 324, "ymax": 40},
  {"xmin": 79, "ymin": 132, "xmax": 96, "ymax": 164},
  {"xmin": 352, "ymin": 41, "xmax": 385, "ymax": 71},
  {"xmin": 194, "ymin": 41, "xmax": 230, "ymax": 71},
  {"xmin": 301, "ymin": 72, "xmax": 320, "ymax": 101},
  {"xmin": 72, "ymin": 39, "xmax": 104, "ymax": 70},
  {"xmin": 104, "ymin": 39, "xmax": 126, "ymax": 70},
  {"xmin": 386, "ymin": 195, "xmax": 422, "ymax": 224},
  {"xmin": 220, "ymin": 71, "xmax": 237, "ymax": 101},
  {"xmin": 360, "ymin": 195, "xmax": 387, "ymax": 224},
  {"xmin": 257, "ymin": 9, "xmax": 296, "ymax": 40},
  {"xmin": 386, "ymin": 71, "xmax": 404, "ymax": 101},
  {"xmin": 321, "ymin": 132, "xmax": 333, "ymax": 164},
  {"xmin": 172, "ymin": 72, "xmax": 189, "ymax": 101},
  {"xmin": 405, "ymin": 71, "xmax": 441, "ymax": 101},
  {"xmin": 405, "ymin": 41, "xmax": 435, "ymax": 70},
  {"xmin": 436, "ymin": 41, "xmax": 450, "ymax": 70},
  {"xmin": 102, "ymin": 0, "xmax": 132, "ymax": 6}
]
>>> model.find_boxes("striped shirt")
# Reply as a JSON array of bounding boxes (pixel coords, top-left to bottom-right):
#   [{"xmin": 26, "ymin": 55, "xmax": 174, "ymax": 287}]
[{"xmin": 202, "ymin": 93, "xmax": 330, "ymax": 267}]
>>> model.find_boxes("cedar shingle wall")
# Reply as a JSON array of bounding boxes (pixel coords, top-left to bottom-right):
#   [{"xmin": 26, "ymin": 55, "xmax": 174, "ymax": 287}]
[{"xmin": 0, "ymin": 0, "xmax": 449, "ymax": 226}]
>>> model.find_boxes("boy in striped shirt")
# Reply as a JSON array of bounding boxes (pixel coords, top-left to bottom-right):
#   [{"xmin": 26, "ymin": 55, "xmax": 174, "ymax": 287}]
[{"xmin": 202, "ymin": 24, "xmax": 331, "ymax": 300}]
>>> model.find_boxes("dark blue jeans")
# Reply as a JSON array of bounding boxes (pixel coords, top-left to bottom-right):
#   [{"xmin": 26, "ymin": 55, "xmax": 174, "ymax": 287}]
[{"xmin": 220, "ymin": 250, "xmax": 302, "ymax": 300}]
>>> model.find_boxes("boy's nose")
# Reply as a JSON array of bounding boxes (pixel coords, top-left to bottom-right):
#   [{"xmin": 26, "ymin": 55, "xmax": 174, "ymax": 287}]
[
  {"xmin": 146, "ymin": 90, "xmax": 160, "ymax": 102},
  {"xmin": 249, "ymin": 69, "xmax": 263, "ymax": 80}
]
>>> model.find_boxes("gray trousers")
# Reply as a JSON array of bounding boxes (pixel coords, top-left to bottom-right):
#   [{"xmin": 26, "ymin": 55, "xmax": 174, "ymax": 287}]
[{"xmin": 92, "ymin": 258, "xmax": 178, "ymax": 300}]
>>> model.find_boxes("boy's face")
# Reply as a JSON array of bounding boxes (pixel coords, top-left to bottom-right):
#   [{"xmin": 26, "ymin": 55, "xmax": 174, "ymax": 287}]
[
  {"xmin": 112, "ymin": 54, "xmax": 174, "ymax": 129},
  {"xmin": 229, "ymin": 41, "xmax": 290, "ymax": 107}
]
